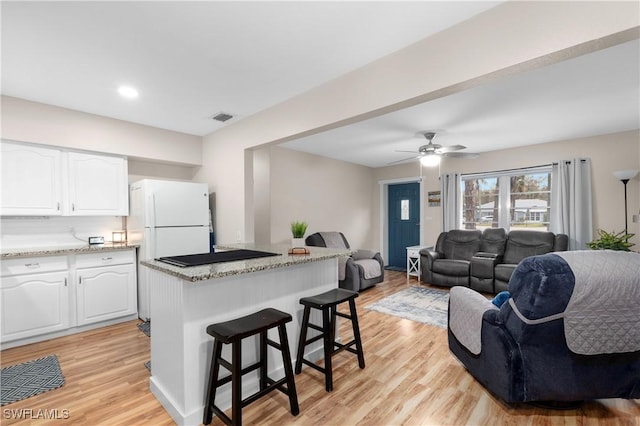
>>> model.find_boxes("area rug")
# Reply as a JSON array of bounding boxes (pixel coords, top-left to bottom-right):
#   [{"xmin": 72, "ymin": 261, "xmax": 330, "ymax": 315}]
[
  {"xmin": 137, "ymin": 320, "xmax": 150, "ymax": 337},
  {"xmin": 365, "ymin": 286, "xmax": 449, "ymax": 328},
  {"xmin": 1, "ymin": 355, "xmax": 65, "ymax": 406}
]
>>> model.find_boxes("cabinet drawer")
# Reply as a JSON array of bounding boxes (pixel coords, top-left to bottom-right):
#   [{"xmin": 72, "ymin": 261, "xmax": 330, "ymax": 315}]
[
  {"xmin": 76, "ymin": 249, "xmax": 134, "ymax": 268},
  {"xmin": 1, "ymin": 256, "xmax": 68, "ymax": 277},
  {"xmin": 407, "ymin": 249, "xmax": 421, "ymax": 258}
]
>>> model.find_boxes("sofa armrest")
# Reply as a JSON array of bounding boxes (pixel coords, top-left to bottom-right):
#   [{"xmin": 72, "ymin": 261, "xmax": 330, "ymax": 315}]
[
  {"xmin": 449, "ymin": 286, "xmax": 499, "ymax": 355},
  {"xmin": 340, "ymin": 257, "xmax": 360, "ymax": 292},
  {"xmin": 352, "ymin": 249, "xmax": 377, "ymax": 260},
  {"xmin": 473, "ymin": 252, "xmax": 501, "ymax": 260},
  {"xmin": 420, "ymin": 248, "xmax": 440, "ymax": 260},
  {"xmin": 471, "ymin": 254, "xmax": 500, "ymax": 279}
]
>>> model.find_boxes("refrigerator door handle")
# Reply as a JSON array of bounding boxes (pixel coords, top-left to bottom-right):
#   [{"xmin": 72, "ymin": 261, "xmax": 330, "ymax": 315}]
[
  {"xmin": 149, "ymin": 194, "xmax": 157, "ymax": 229},
  {"xmin": 148, "ymin": 227, "xmax": 156, "ymax": 260}
]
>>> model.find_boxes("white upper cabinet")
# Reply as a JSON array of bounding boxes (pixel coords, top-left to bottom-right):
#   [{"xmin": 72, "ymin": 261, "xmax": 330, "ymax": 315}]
[
  {"xmin": 1, "ymin": 141, "xmax": 63, "ymax": 216},
  {"xmin": 1, "ymin": 141, "xmax": 128, "ymax": 216},
  {"xmin": 67, "ymin": 152, "xmax": 128, "ymax": 216}
]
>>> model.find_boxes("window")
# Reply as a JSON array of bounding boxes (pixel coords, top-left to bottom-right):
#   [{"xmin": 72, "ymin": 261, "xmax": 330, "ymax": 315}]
[
  {"xmin": 400, "ymin": 199, "xmax": 410, "ymax": 220},
  {"xmin": 460, "ymin": 166, "xmax": 552, "ymax": 232}
]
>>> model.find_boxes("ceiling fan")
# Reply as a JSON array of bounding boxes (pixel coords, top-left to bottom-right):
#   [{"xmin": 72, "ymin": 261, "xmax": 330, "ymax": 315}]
[{"xmin": 390, "ymin": 132, "xmax": 479, "ymax": 166}]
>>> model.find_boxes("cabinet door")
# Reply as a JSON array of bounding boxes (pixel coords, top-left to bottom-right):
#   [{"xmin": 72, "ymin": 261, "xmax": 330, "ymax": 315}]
[
  {"xmin": 67, "ymin": 152, "xmax": 128, "ymax": 216},
  {"xmin": 76, "ymin": 264, "xmax": 136, "ymax": 325},
  {"xmin": 1, "ymin": 141, "xmax": 63, "ymax": 216},
  {"xmin": 1, "ymin": 271, "xmax": 69, "ymax": 342}
]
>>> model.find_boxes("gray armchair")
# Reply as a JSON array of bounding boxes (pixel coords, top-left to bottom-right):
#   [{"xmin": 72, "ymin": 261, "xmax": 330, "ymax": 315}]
[{"xmin": 305, "ymin": 232, "xmax": 384, "ymax": 292}]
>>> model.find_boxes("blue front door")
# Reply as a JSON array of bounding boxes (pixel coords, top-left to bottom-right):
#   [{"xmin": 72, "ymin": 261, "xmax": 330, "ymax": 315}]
[{"xmin": 388, "ymin": 182, "xmax": 420, "ymax": 269}]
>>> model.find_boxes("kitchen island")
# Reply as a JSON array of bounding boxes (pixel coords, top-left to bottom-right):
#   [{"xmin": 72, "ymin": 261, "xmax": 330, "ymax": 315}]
[{"xmin": 141, "ymin": 243, "xmax": 350, "ymax": 426}]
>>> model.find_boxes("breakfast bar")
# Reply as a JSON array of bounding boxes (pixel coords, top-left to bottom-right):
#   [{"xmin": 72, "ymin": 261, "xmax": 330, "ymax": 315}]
[{"xmin": 141, "ymin": 243, "xmax": 350, "ymax": 426}]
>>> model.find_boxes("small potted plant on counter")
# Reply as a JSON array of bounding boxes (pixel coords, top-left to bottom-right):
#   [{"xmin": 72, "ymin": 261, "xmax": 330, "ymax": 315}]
[{"xmin": 291, "ymin": 221, "xmax": 308, "ymax": 247}]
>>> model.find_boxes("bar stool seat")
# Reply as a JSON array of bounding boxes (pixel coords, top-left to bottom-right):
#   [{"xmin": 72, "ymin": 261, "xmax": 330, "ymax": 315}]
[
  {"xmin": 295, "ymin": 288, "xmax": 365, "ymax": 392},
  {"xmin": 203, "ymin": 308, "xmax": 299, "ymax": 426}
]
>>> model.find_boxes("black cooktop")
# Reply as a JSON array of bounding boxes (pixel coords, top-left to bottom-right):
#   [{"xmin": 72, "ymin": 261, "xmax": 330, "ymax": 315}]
[{"xmin": 157, "ymin": 249, "xmax": 281, "ymax": 267}]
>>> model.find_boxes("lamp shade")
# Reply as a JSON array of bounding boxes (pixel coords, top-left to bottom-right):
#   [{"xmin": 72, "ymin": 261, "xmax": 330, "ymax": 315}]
[
  {"xmin": 613, "ymin": 169, "xmax": 639, "ymax": 181},
  {"xmin": 420, "ymin": 154, "xmax": 441, "ymax": 167}
]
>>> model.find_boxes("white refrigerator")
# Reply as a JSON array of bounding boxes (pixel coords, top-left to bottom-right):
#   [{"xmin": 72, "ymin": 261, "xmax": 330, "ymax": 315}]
[{"xmin": 128, "ymin": 179, "xmax": 210, "ymax": 320}]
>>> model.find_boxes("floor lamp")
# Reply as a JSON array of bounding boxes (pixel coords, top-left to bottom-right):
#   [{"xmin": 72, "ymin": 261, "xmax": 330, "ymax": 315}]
[{"xmin": 613, "ymin": 169, "xmax": 639, "ymax": 235}]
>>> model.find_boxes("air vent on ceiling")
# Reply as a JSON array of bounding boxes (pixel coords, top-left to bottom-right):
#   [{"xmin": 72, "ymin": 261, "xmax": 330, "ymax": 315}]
[{"xmin": 210, "ymin": 112, "xmax": 234, "ymax": 123}]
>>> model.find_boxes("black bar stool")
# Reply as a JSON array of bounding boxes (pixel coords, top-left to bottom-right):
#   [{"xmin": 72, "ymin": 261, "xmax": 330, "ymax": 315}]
[
  {"xmin": 295, "ymin": 288, "xmax": 365, "ymax": 392},
  {"xmin": 203, "ymin": 308, "xmax": 299, "ymax": 426}
]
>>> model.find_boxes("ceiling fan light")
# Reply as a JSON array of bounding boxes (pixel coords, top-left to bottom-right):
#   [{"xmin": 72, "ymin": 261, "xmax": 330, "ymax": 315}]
[{"xmin": 420, "ymin": 154, "xmax": 441, "ymax": 167}]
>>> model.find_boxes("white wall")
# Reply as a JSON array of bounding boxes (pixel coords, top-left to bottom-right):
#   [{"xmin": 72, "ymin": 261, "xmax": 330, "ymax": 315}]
[
  {"xmin": 196, "ymin": 1, "xmax": 639, "ymax": 244},
  {"xmin": 1, "ymin": 96, "xmax": 203, "ymax": 167},
  {"xmin": 0, "ymin": 216, "xmax": 124, "ymax": 249},
  {"xmin": 263, "ymin": 146, "xmax": 375, "ymax": 249},
  {"xmin": 128, "ymin": 159, "xmax": 198, "ymax": 183}
]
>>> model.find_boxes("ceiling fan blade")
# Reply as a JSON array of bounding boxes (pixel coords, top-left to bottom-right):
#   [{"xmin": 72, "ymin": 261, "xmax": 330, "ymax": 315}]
[
  {"xmin": 438, "ymin": 144, "xmax": 466, "ymax": 153},
  {"xmin": 443, "ymin": 151, "xmax": 479, "ymax": 159},
  {"xmin": 387, "ymin": 155, "xmax": 421, "ymax": 165},
  {"xmin": 394, "ymin": 150, "xmax": 420, "ymax": 154}
]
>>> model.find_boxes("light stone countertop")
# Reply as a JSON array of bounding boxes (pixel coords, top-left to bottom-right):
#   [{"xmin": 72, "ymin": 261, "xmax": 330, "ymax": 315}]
[
  {"xmin": 141, "ymin": 243, "xmax": 350, "ymax": 282},
  {"xmin": 1, "ymin": 242, "xmax": 139, "ymax": 258}
]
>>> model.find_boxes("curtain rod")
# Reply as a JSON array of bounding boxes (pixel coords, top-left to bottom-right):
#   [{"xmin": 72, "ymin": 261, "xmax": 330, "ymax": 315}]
[
  {"xmin": 552, "ymin": 159, "xmax": 588, "ymax": 165},
  {"xmin": 460, "ymin": 159, "xmax": 588, "ymax": 177},
  {"xmin": 461, "ymin": 163, "xmax": 552, "ymax": 177}
]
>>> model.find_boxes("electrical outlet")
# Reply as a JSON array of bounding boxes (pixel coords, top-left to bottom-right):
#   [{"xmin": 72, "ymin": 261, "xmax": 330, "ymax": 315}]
[{"xmin": 633, "ymin": 214, "xmax": 639, "ymax": 224}]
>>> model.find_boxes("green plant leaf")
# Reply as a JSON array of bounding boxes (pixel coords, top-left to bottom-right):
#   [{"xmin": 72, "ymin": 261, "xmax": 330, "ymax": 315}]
[
  {"xmin": 291, "ymin": 221, "xmax": 308, "ymax": 238},
  {"xmin": 587, "ymin": 229, "xmax": 635, "ymax": 251}
]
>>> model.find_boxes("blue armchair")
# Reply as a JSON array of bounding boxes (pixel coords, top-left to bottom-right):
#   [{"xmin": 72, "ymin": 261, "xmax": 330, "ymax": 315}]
[{"xmin": 448, "ymin": 250, "xmax": 640, "ymax": 404}]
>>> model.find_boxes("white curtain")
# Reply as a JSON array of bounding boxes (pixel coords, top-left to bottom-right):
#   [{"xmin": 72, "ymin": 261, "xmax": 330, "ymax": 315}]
[
  {"xmin": 440, "ymin": 172, "xmax": 460, "ymax": 231},
  {"xmin": 550, "ymin": 158, "xmax": 593, "ymax": 250}
]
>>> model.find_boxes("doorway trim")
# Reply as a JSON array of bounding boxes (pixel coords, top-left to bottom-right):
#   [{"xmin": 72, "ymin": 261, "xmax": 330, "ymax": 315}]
[{"xmin": 379, "ymin": 176, "xmax": 424, "ymax": 265}]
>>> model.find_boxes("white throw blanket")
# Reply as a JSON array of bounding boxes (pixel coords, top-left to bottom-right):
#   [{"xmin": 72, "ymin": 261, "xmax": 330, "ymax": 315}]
[
  {"xmin": 556, "ymin": 250, "xmax": 640, "ymax": 355},
  {"xmin": 319, "ymin": 232, "xmax": 348, "ymax": 249},
  {"xmin": 319, "ymin": 232, "xmax": 349, "ymax": 280},
  {"xmin": 449, "ymin": 286, "xmax": 498, "ymax": 355}
]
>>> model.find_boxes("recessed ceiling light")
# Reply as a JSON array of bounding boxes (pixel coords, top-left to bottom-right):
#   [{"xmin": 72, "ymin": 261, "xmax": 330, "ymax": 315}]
[{"xmin": 118, "ymin": 86, "xmax": 139, "ymax": 99}]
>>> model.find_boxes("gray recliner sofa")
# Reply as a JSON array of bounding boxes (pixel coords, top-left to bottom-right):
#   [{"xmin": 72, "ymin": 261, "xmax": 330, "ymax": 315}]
[
  {"xmin": 492, "ymin": 230, "xmax": 569, "ymax": 292},
  {"xmin": 420, "ymin": 228, "xmax": 568, "ymax": 294},
  {"xmin": 305, "ymin": 232, "xmax": 384, "ymax": 292}
]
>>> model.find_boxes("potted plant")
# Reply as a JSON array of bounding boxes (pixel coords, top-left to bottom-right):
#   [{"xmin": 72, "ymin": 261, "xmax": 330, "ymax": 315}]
[
  {"xmin": 586, "ymin": 229, "xmax": 635, "ymax": 251},
  {"xmin": 291, "ymin": 221, "xmax": 308, "ymax": 247}
]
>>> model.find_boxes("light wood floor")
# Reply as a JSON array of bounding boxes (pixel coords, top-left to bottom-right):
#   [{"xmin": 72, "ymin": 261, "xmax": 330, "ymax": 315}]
[{"xmin": 1, "ymin": 271, "xmax": 638, "ymax": 425}]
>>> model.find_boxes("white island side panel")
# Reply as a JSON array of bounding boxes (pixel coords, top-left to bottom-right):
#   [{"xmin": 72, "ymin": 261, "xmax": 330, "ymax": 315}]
[{"xmin": 148, "ymin": 257, "xmax": 338, "ymax": 426}]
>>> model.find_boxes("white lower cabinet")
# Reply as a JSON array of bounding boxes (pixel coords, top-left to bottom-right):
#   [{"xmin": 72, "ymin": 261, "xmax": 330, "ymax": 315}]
[
  {"xmin": 1, "ymin": 269, "xmax": 69, "ymax": 342},
  {"xmin": 77, "ymin": 262, "xmax": 136, "ymax": 326},
  {"xmin": 0, "ymin": 249, "xmax": 137, "ymax": 347}
]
